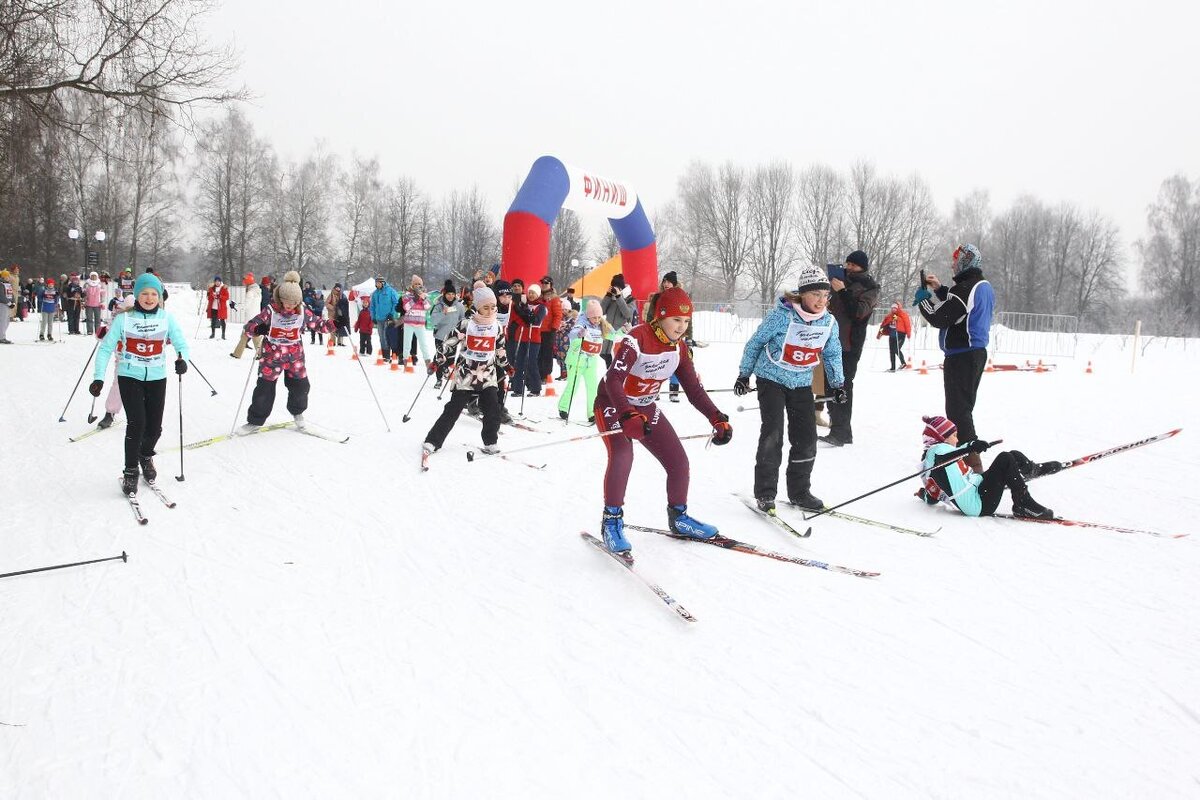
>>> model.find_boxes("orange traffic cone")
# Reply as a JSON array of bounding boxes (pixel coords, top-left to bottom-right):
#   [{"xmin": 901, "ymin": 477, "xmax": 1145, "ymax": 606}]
[
  {"xmin": 1035, "ymin": 359, "xmax": 1047, "ymax": 373},
  {"xmin": 1086, "ymin": 360, "xmax": 1093, "ymax": 374},
  {"xmin": 325, "ymin": 339, "xmax": 335, "ymax": 356},
  {"xmin": 351, "ymin": 352, "xmax": 359, "ymax": 361},
  {"xmin": 390, "ymin": 354, "xmax": 400, "ymax": 371},
  {"xmin": 375, "ymin": 354, "xmax": 384, "ymax": 366},
  {"xmin": 985, "ymin": 359, "xmax": 995, "ymax": 373},
  {"xmin": 543, "ymin": 376, "xmax": 556, "ymax": 397},
  {"xmin": 918, "ymin": 360, "xmax": 929, "ymax": 375}
]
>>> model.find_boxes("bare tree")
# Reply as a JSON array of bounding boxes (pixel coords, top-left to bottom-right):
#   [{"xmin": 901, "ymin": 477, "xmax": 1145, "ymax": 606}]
[
  {"xmin": 0, "ymin": 0, "xmax": 244, "ymax": 134},
  {"xmin": 549, "ymin": 208, "xmax": 588, "ymax": 288},
  {"xmin": 950, "ymin": 189, "xmax": 991, "ymax": 252},
  {"xmin": 890, "ymin": 174, "xmax": 944, "ymax": 302},
  {"xmin": 337, "ymin": 154, "xmax": 381, "ymax": 286},
  {"xmin": 796, "ymin": 164, "xmax": 844, "ymax": 268},
  {"xmin": 1140, "ymin": 174, "xmax": 1200, "ymax": 334},
  {"xmin": 680, "ymin": 160, "xmax": 754, "ymax": 298},
  {"xmin": 844, "ymin": 161, "xmax": 906, "ymax": 289},
  {"xmin": 746, "ymin": 161, "xmax": 799, "ymax": 303},
  {"xmin": 1070, "ymin": 211, "xmax": 1124, "ymax": 325},
  {"xmin": 193, "ymin": 107, "xmax": 275, "ymax": 283},
  {"xmin": 273, "ymin": 145, "xmax": 336, "ymax": 282}
]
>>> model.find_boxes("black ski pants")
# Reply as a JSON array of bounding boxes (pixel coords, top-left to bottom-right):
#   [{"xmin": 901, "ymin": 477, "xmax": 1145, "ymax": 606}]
[
  {"xmin": 828, "ymin": 347, "xmax": 862, "ymax": 443},
  {"xmin": 118, "ymin": 376, "xmax": 166, "ymax": 469},
  {"xmin": 889, "ymin": 332, "xmax": 907, "ymax": 369},
  {"xmin": 753, "ymin": 379, "xmax": 817, "ymax": 502},
  {"xmin": 978, "ymin": 450, "xmax": 1034, "ymax": 516},
  {"xmin": 944, "ymin": 348, "xmax": 988, "ymax": 444},
  {"xmin": 248, "ymin": 375, "xmax": 310, "ymax": 425},
  {"xmin": 426, "ymin": 386, "xmax": 501, "ymax": 448}
]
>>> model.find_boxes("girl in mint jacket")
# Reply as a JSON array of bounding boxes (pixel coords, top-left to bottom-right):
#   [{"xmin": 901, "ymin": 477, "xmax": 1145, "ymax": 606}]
[{"xmin": 90, "ymin": 273, "xmax": 190, "ymax": 494}]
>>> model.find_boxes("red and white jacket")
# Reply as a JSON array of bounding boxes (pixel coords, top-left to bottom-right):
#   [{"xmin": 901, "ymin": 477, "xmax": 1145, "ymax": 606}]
[{"xmin": 597, "ymin": 323, "xmax": 721, "ymax": 420}]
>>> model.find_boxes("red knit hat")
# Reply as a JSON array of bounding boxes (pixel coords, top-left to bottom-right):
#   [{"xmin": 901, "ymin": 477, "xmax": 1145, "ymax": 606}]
[
  {"xmin": 653, "ymin": 287, "xmax": 693, "ymax": 320},
  {"xmin": 922, "ymin": 414, "xmax": 957, "ymax": 446}
]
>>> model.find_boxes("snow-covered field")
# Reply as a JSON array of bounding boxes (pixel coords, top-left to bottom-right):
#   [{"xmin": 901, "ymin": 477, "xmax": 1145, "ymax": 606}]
[{"xmin": 2, "ymin": 289, "xmax": 1198, "ymax": 799}]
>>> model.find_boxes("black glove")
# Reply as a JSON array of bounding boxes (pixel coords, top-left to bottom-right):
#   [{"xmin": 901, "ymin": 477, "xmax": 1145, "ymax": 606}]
[
  {"xmin": 966, "ymin": 439, "xmax": 990, "ymax": 453},
  {"xmin": 710, "ymin": 413, "xmax": 733, "ymax": 446},
  {"xmin": 88, "ymin": 379, "xmax": 103, "ymax": 397},
  {"xmin": 175, "ymin": 359, "xmax": 188, "ymax": 375},
  {"xmin": 229, "ymin": 300, "xmax": 237, "ymax": 310},
  {"xmin": 831, "ymin": 387, "xmax": 848, "ymax": 404},
  {"xmin": 734, "ymin": 375, "xmax": 752, "ymax": 396},
  {"xmin": 253, "ymin": 323, "xmax": 269, "ymax": 336}
]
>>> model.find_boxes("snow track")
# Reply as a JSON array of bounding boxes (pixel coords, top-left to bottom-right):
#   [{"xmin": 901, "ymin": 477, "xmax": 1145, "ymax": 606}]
[{"xmin": 1, "ymin": 290, "xmax": 1198, "ymax": 796}]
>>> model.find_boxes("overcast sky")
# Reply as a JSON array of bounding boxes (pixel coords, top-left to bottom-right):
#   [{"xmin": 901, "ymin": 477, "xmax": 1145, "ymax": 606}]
[{"xmin": 206, "ymin": 0, "xmax": 1199, "ymax": 264}]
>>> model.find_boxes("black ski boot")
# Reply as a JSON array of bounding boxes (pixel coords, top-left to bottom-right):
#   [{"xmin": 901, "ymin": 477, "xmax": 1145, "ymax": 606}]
[
  {"xmin": 1012, "ymin": 491, "xmax": 1054, "ymax": 520},
  {"xmin": 755, "ymin": 498, "xmax": 776, "ymax": 514},
  {"xmin": 1025, "ymin": 461, "xmax": 1065, "ymax": 479},
  {"xmin": 121, "ymin": 468, "xmax": 139, "ymax": 495},
  {"xmin": 97, "ymin": 412, "xmax": 114, "ymax": 429},
  {"xmin": 788, "ymin": 491, "xmax": 825, "ymax": 512},
  {"xmin": 139, "ymin": 455, "xmax": 157, "ymax": 483}
]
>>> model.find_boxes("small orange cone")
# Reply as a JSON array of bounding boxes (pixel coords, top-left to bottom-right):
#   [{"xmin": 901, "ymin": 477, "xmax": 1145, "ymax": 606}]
[
  {"xmin": 985, "ymin": 359, "xmax": 995, "ymax": 373},
  {"xmin": 403, "ymin": 363, "xmax": 414, "ymax": 373},
  {"xmin": 1035, "ymin": 359, "xmax": 1047, "ymax": 373},
  {"xmin": 1086, "ymin": 360, "xmax": 1093, "ymax": 374},
  {"xmin": 390, "ymin": 354, "xmax": 400, "ymax": 371},
  {"xmin": 325, "ymin": 340, "xmax": 335, "ymax": 356},
  {"xmin": 543, "ymin": 376, "xmax": 556, "ymax": 397},
  {"xmin": 918, "ymin": 360, "xmax": 929, "ymax": 375},
  {"xmin": 351, "ymin": 352, "xmax": 359, "ymax": 361},
  {"xmin": 375, "ymin": 355, "xmax": 384, "ymax": 366}
]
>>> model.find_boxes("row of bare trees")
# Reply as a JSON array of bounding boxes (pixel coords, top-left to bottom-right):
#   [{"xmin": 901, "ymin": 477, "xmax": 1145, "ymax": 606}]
[{"xmin": 653, "ymin": 159, "xmax": 1130, "ymax": 330}]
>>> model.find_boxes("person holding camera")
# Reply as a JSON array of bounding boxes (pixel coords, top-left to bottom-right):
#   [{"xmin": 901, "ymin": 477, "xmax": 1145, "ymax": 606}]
[
  {"xmin": 600, "ymin": 273, "xmax": 636, "ymax": 366},
  {"xmin": 819, "ymin": 250, "xmax": 879, "ymax": 447},
  {"xmin": 915, "ymin": 243, "xmax": 995, "ymax": 473},
  {"xmin": 735, "ymin": 265, "xmax": 846, "ymax": 512}
]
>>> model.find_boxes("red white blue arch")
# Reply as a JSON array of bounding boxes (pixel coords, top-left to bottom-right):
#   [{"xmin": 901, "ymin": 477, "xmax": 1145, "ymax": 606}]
[{"xmin": 501, "ymin": 156, "xmax": 657, "ymax": 300}]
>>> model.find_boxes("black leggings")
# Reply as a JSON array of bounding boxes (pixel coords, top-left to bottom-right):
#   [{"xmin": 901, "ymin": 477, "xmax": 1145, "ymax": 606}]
[
  {"xmin": 425, "ymin": 386, "xmax": 501, "ymax": 448},
  {"xmin": 978, "ymin": 450, "xmax": 1034, "ymax": 516},
  {"xmin": 118, "ymin": 376, "xmax": 167, "ymax": 469},
  {"xmin": 753, "ymin": 379, "xmax": 817, "ymax": 501}
]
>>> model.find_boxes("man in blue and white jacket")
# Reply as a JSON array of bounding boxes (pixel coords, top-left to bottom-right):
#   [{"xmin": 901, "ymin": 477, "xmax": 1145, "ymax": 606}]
[{"xmin": 915, "ymin": 243, "xmax": 995, "ymax": 473}]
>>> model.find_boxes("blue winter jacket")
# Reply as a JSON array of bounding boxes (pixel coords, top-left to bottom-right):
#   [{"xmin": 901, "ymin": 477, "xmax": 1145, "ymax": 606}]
[
  {"xmin": 922, "ymin": 442, "xmax": 983, "ymax": 516},
  {"xmin": 369, "ymin": 283, "xmax": 400, "ymax": 323},
  {"xmin": 917, "ymin": 267, "xmax": 994, "ymax": 356},
  {"xmin": 95, "ymin": 304, "xmax": 190, "ymax": 382},
  {"xmin": 738, "ymin": 299, "xmax": 845, "ymax": 390}
]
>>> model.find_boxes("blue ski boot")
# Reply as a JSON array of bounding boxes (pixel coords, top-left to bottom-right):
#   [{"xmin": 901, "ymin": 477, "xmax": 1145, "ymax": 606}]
[
  {"xmin": 601, "ymin": 505, "xmax": 631, "ymax": 554},
  {"xmin": 667, "ymin": 504, "xmax": 718, "ymax": 540}
]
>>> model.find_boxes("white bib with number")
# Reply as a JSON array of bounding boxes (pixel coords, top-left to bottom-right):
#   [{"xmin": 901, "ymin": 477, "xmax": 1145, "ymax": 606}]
[
  {"xmin": 462, "ymin": 320, "xmax": 500, "ymax": 363},
  {"xmin": 767, "ymin": 321, "xmax": 831, "ymax": 371},
  {"xmin": 121, "ymin": 314, "xmax": 169, "ymax": 369},
  {"xmin": 267, "ymin": 307, "xmax": 305, "ymax": 346},
  {"xmin": 619, "ymin": 337, "xmax": 679, "ymax": 407}
]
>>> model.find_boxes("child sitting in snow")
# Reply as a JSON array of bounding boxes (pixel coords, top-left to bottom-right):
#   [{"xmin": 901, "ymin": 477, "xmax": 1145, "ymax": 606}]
[{"xmin": 916, "ymin": 414, "xmax": 1061, "ymax": 519}]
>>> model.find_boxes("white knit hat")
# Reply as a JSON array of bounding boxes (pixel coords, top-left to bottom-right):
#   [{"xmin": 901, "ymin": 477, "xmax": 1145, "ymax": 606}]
[{"xmin": 276, "ymin": 271, "xmax": 303, "ymax": 307}]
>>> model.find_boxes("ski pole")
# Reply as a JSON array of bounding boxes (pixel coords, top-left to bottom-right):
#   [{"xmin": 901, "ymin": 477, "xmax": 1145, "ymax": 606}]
[
  {"xmin": 57, "ymin": 337, "xmax": 101, "ymax": 421},
  {"xmin": 562, "ymin": 349, "xmax": 584, "ymax": 424},
  {"xmin": 401, "ymin": 369, "xmax": 434, "ymax": 423},
  {"xmin": 706, "ymin": 387, "xmax": 756, "ymax": 394},
  {"xmin": 465, "ymin": 429, "xmax": 624, "ymax": 460},
  {"xmin": 189, "ymin": 360, "xmax": 218, "ymax": 396},
  {"xmin": 353, "ymin": 340, "xmax": 391, "ymax": 432},
  {"xmin": 437, "ymin": 364, "xmax": 456, "ymax": 401},
  {"xmin": 1, "ymin": 551, "xmax": 127, "ymax": 581},
  {"xmin": 802, "ymin": 439, "xmax": 1004, "ymax": 521},
  {"xmin": 87, "ymin": 395, "xmax": 98, "ymax": 424},
  {"xmin": 516, "ymin": 338, "xmax": 528, "ymax": 418},
  {"xmin": 230, "ymin": 355, "xmax": 257, "ymax": 435},
  {"xmin": 175, "ymin": 372, "xmax": 185, "ymax": 482}
]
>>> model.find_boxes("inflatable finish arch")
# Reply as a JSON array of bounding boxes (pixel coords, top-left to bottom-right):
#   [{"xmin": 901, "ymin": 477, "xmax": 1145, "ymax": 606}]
[{"xmin": 501, "ymin": 156, "xmax": 658, "ymax": 300}]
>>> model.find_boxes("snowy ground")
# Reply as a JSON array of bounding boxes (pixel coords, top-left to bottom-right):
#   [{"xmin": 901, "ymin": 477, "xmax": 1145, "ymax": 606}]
[{"xmin": 2, "ymin": 290, "xmax": 1198, "ymax": 798}]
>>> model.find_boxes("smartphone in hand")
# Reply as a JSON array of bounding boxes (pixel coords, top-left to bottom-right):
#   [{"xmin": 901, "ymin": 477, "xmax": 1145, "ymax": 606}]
[{"xmin": 826, "ymin": 263, "xmax": 846, "ymax": 282}]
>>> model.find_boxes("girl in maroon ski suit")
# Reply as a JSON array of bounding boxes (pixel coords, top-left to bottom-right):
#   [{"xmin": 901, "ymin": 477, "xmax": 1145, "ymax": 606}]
[{"xmin": 594, "ymin": 286, "xmax": 732, "ymax": 554}]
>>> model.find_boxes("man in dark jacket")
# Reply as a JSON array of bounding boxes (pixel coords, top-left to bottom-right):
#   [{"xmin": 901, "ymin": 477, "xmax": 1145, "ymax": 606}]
[
  {"xmin": 821, "ymin": 250, "xmax": 879, "ymax": 447},
  {"xmin": 916, "ymin": 243, "xmax": 995, "ymax": 472}
]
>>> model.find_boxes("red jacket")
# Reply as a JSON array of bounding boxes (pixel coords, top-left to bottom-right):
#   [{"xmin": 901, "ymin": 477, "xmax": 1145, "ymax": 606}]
[
  {"xmin": 354, "ymin": 308, "xmax": 373, "ymax": 334},
  {"xmin": 540, "ymin": 294, "xmax": 563, "ymax": 335},
  {"xmin": 206, "ymin": 284, "xmax": 230, "ymax": 320},
  {"xmin": 879, "ymin": 308, "xmax": 912, "ymax": 336},
  {"xmin": 511, "ymin": 298, "xmax": 547, "ymax": 344},
  {"xmin": 598, "ymin": 324, "xmax": 722, "ymax": 421}
]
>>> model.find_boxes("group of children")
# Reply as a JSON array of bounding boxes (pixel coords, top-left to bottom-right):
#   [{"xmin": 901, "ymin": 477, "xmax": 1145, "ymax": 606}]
[{"xmin": 85, "ymin": 261, "xmax": 1060, "ymax": 545}]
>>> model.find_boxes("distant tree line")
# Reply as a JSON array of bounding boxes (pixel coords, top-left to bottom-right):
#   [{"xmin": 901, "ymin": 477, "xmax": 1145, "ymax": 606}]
[{"xmin": 2, "ymin": 2, "xmax": 1196, "ymax": 333}]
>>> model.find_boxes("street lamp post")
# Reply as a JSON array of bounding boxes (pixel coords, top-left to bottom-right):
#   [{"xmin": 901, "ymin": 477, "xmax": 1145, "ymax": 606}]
[{"xmin": 68, "ymin": 228, "xmax": 106, "ymax": 274}]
